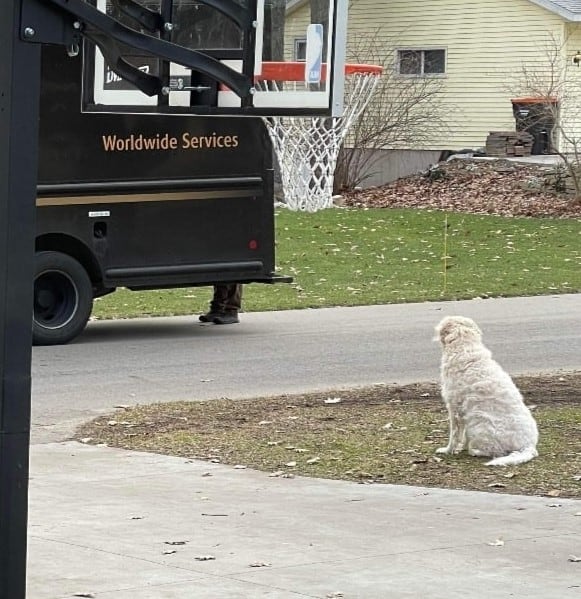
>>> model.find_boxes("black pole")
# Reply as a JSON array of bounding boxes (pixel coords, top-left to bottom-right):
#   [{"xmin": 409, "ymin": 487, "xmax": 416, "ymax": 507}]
[{"xmin": 0, "ymin": 1, "xmax": 42, "ymax": 597}]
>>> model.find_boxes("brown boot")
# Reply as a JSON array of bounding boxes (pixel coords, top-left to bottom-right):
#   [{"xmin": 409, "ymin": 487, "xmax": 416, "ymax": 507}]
[
  {"xmin": 213, "ymin": 311, "xmax": 239, "ymax": 325},
  {"xmin": 199, "ymin": 311, "xmax": 224, "ymax": 323}
]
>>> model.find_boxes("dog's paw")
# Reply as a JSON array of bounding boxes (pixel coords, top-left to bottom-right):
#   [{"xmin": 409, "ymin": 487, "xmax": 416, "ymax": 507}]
[{"xmin": 436, "ymin": 447, "xmax": 451, "ymax": 455}]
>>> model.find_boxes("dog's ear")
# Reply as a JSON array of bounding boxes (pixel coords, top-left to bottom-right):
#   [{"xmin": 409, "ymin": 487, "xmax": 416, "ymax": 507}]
[{"xmin": 435, "ymin": 318, "xmax": 457, "ymax": 345}]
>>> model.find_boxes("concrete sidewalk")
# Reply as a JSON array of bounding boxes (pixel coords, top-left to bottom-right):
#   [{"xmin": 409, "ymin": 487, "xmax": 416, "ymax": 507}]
[{"xmin": 28, "ymin": 442, "xmax": 580, "ymax": 599}]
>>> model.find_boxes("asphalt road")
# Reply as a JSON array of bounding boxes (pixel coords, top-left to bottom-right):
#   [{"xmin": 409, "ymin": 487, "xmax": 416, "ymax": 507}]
[{"xmin": 31, "ymin": 294, "xmax": 581, "ymax": 443}]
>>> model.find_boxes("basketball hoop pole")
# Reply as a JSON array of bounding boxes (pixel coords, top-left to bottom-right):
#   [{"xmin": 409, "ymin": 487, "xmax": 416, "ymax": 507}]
[
  {"xmin": 0, "ymin": 2, "xmax": 42, "ymax": 597},
  {"xmin": 1, "ymin": 1, "xmax": 259, "ymax": 596}
]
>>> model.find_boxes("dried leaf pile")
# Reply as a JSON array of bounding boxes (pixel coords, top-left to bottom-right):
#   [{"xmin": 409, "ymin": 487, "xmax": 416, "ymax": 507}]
[{"xmin": 343, "ymin": 159, "xmax": 581, "ymax": 218}]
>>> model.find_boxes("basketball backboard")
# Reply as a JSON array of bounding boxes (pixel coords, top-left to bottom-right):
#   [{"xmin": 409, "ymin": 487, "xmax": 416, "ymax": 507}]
[{"xmin": 82, "ymin": 0, "xmax": 347, "ymax": 116}]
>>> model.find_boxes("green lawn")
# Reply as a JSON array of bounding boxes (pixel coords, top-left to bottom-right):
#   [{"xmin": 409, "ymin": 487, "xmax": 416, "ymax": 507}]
[{"xmin": 93, "ymin": 208, "xmax": 581, "ymax": 320}]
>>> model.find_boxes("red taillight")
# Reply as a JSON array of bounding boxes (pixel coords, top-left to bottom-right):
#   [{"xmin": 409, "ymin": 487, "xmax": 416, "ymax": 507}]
[{"xmin": 249, "ymin": 239, "xmax": 258, "ymax": 250}]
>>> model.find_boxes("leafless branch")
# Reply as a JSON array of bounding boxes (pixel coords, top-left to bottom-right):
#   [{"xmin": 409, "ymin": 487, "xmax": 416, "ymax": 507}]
[
  {"xmin": 509, "ymin": 31, "xmax": 581, "ymax": 205},
  {"xmin": 335, "ymin": 29, "xmax": 448, "ymax": 191}
]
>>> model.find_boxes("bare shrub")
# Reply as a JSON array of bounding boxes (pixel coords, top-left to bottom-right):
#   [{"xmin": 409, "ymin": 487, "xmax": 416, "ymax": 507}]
[
  {"xmin": 334, "ymin": 29, "xmax": 448, "ymax": 192},
  {"xmin": 510, "ymin": 32, "xmax": 581, "ymax": 205}
]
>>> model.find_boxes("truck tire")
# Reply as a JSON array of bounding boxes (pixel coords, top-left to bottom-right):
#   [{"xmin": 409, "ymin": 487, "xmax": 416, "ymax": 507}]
[{"xmin": 33, "ymin": 251, "xmax": 93, "ymax": 346}]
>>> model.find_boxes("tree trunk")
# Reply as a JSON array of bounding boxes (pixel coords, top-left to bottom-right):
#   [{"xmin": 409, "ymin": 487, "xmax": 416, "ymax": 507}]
[{"xmin": 264, "ymin": 0, "xmax": 286, "ymax": 61}]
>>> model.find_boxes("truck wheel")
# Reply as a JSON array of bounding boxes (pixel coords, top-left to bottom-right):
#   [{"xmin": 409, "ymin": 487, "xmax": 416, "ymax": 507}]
[{"xmin": 33, "ymin": 251, "xmax": 93, "ymax": 346}]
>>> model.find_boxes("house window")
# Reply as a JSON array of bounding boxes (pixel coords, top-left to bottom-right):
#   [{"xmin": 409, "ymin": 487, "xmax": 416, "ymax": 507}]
[
  {"xmin": 397, "ymin": 49, "xmax": 446, "ymax": 76},
  {"xmin": 294, "ymin": 38, "xmax": 307, "ymax": 61}
]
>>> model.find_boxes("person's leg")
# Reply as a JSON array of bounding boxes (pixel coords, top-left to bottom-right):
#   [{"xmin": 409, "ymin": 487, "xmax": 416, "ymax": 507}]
[
  {"xmin": 224, "ymin": 284, "xmax": 242, "ymax": 312},
  {"xmin": 211, "ymin": 285, "xmax": 231, "ymax": 312},
  {"xmin": 213, "ymin": 284, "xmax": 242, "ymax": 324},
  {"xmin": 199, "ymin": 285, "xmax": 227, "ymax": 322}
]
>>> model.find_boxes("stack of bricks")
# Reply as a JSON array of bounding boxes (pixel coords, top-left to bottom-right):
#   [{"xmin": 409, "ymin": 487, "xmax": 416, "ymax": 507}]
[{"xmin": 485, "ymin": 131, "xmax": 534, "ymax": 157}]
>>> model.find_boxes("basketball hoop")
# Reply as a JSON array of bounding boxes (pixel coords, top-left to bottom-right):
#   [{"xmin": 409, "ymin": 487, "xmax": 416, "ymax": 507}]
[{"xmin": 256, "ymin": 62, "xmax": 383, "ymax": 212}]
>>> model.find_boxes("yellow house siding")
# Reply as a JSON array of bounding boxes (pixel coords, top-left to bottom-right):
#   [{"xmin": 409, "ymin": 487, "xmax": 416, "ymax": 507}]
[
  {"xmin": 283, "ymin": 8, "xmax": 311, "ymax": 60},
  {"xmin": 288, "ymin": 0, "xmax": 569, "ymax": 150},
  {"xmin": 350, "ymin": 0, "xmax": 565, "ymax": 149}
]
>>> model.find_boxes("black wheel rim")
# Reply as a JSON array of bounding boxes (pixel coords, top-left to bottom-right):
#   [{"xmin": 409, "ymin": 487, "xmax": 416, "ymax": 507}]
[{"xmin": 34, "ymin": 270, "xmax": 79, "ymax": 330}]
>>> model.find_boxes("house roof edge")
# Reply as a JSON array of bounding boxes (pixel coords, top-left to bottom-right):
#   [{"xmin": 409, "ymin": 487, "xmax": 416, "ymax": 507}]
[
  {"xmin": 527, "ymin": 0, "xmax": 581, "ymax": 21},
  {"xmin": 286, "ymin": 0, "xmax": 309, "ymax": 16}
]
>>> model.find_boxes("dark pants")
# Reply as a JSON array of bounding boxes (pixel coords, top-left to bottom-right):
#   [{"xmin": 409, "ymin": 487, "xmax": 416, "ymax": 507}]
[{"xmin": 210, "ymin": 284, "xmax": 242, "ymax": 313}]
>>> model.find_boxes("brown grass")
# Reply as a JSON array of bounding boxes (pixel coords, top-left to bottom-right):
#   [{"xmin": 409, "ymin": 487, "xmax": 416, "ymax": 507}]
[{"xmin": 76, "ymin": 373, "xmax": 581, "ymax": 498}]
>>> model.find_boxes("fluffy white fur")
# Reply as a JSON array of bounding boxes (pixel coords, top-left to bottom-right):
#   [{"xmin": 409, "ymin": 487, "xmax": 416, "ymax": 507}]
[{"xmin": 435, "ymin": 316, "xmax": 538, "ymax": 466}]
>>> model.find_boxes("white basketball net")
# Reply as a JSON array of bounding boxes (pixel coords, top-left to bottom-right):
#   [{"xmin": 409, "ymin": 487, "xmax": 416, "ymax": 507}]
[{"xmin": 259, "ymin": 69, "xmax": 382, "ymax": 212}]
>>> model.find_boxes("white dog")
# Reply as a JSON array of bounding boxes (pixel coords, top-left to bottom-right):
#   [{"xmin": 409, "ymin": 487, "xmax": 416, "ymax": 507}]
[{"xmin": 435, "ymin": 316, "xmax": 538, "ymax": 466}]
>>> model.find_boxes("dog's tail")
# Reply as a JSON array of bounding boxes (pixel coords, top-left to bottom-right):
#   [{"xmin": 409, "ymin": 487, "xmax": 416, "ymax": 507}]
[{"xmin": 486, "ymin": 447, "xmax": 538, "ymax": 467}]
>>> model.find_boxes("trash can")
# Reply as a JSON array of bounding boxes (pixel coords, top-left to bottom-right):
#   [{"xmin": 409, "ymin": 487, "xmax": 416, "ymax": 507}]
[{"xmin": 511, "ymin": 97, "xmax": 557, "ymax": 155}]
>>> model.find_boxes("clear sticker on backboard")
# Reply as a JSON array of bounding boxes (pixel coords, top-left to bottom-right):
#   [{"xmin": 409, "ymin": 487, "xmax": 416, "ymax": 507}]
[
  {"xmin": 84, "ymin": 0, "xmax": 347, "ymax": 116},
  {"xmin": 305, "ymin": 24, "xmax": 324, "ymax": 84}
]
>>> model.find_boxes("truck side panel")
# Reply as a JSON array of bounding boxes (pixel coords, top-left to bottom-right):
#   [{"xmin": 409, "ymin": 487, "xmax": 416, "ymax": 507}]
[{"xmin": 37, "ymin": 45, "xmax": 278, "ymax": 291}]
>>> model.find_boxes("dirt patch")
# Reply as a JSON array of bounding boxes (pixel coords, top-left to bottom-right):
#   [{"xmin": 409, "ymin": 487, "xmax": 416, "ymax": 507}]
[
  {"xmin": 77, "ymin": 372, "xmax": 581, "ymax": 498},
  {"xmin": 343, "ymin": 159, "xmax": 581, "ymax": 218}
]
